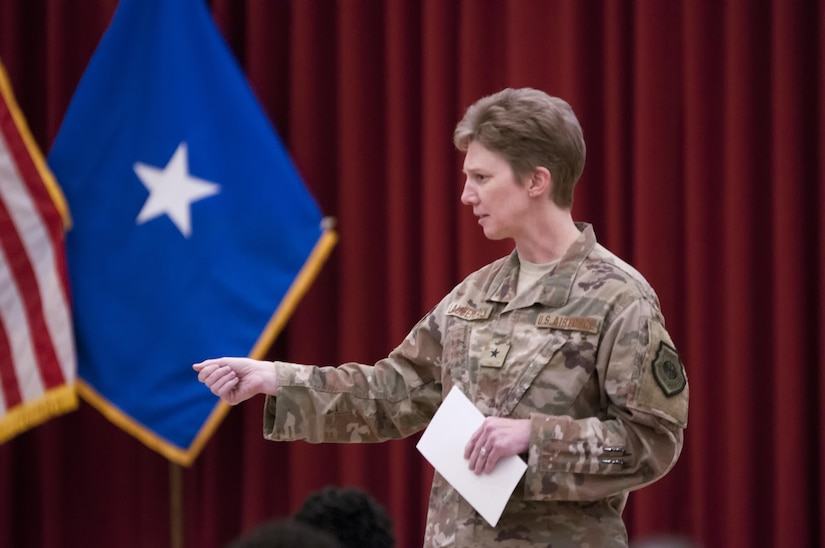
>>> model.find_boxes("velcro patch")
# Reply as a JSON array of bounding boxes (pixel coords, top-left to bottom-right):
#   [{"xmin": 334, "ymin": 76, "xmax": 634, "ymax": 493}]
[
  {"xmin": 479, "ymin": 342, "xmax": 510, "ymax": 368},
  {"xmin": 446, "ymin": 302, "xmax": 492, "ymax": 321},
  {"xmin": 535, "ymin": 314, "xmax": 601, "ymax": 334},
  {"xmin": 652, "ymin": 342, "xmax": 686, "ymax": 397}
]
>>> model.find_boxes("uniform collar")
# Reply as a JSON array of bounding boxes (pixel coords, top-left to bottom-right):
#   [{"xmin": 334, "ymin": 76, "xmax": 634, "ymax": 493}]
[{"xmin": 485, "ymin": 222, "xmax": 597, "ymax": 308}]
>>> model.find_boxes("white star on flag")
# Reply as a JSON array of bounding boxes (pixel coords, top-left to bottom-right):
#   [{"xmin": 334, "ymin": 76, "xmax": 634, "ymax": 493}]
[{"xmin": 134, "ymin": 142, "xmax": 220, "ymax": 237}]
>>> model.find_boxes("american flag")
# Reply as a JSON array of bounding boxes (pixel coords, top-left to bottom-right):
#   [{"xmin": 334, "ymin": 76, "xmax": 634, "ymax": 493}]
[{"xmin": 0, "ymin": 60, "xmax": 77, "ymax": 443}]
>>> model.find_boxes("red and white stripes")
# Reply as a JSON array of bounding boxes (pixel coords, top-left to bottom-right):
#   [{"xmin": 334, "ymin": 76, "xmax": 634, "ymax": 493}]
[{"xmin": 0, "ymin": 62, "xmax": 76, "ymax": 443}]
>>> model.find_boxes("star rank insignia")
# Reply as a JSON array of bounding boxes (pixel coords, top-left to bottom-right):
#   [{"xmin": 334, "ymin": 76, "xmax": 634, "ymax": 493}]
[{"xmin": 479, "ymin": 342, "xmax": 510, "ymax": 368}]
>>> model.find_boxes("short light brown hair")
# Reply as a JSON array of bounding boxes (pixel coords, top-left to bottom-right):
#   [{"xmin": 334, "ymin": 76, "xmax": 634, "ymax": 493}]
[{"xmin": 453, "ymin": 88, "xmax": 585, "ymax": 208}]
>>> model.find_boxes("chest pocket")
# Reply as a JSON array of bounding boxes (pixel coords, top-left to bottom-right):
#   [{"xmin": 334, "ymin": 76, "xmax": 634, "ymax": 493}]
[
  {"xmin": 444, "ymin": 313, "xmax": 600, "ymax": 418},
  {"xmin": 516, "ymin": 328, "xmax": 600, "ymax": 417}
]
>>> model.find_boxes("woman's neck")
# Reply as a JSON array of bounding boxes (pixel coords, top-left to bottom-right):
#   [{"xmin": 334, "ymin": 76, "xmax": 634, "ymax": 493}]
[{"xmin": 515, "ymin": 211, "xmax": 580, "ymax": 263}]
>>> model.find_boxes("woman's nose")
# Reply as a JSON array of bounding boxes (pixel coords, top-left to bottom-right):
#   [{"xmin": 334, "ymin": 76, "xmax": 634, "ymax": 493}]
[{"xmin": 460, "ymin": 181, "xmax": 476, "ymax": 205}]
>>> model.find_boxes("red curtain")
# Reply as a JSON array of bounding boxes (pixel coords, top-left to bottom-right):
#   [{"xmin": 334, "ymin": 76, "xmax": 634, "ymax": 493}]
[{"xmin": 1, "ymin": 1, "xmax": 824, "ymax": 547}]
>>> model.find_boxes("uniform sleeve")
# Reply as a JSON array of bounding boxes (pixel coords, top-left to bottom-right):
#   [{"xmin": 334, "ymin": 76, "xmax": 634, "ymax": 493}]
[
  {"xmin": 524, "ymin": 297, "xmax": 689, "ymax": 501},
  {"xmin": 262, "ymin": 313, "xmax": 445, "ymax": 444}
]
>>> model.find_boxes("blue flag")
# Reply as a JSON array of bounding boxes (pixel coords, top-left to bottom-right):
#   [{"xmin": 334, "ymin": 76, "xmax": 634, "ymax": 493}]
[{"xmin": 47, "ymin": 0, "xmax": 336, "ymax": 465}]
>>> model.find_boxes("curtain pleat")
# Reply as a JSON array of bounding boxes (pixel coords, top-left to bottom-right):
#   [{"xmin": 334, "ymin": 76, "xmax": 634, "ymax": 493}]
[
  {"xmin": 681, "ymin": 1, "xmax": 726, "ymax": 544},
  {"xmin": 819, "ymin": 9, "xmax": 825, "ymax": 548},
  {"xmin": 769, "ymin": 2, "xmax": 819, "ymax": 546},
  {"xmin": 0, "ymin": 2, "xmax": 823, "ymax": 547}
]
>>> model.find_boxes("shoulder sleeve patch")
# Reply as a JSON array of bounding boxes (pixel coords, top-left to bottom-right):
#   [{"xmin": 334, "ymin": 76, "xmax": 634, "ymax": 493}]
[
  {"xmin": 632, "ymin": 323, "xmax": 689, "ymax": 428},
  {"xmin": 652, "ymin": 342, "xmax": 687, "ymax": 397}
]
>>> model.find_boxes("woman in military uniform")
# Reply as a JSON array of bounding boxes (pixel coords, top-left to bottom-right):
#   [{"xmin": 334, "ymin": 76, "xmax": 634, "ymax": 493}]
[{"xmin": 195, "ymin": 88, "xmax": 689, "ymax": 547}]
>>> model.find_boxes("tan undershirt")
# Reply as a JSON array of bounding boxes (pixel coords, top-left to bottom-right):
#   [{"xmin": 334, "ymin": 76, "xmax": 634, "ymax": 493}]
[{"xmin": 517, "ymin": 257, "xmax": 559, "ymax": 295}]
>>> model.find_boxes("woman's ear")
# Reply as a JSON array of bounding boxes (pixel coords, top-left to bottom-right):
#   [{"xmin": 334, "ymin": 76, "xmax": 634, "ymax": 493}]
[{"xmin": 528, "ymin": 167, "xmax": 551, "ymax": 197}]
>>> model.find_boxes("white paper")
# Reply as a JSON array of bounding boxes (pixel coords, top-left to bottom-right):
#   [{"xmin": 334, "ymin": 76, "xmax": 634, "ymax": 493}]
[{"xmin": 416, "ymin": 385, "xmax": 528, "ymax": 527}]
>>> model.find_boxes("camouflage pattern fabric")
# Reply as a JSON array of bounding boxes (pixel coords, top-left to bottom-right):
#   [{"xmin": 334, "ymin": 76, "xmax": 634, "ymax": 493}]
[{"xmin": 264, "ymin": 223, "xmax": 688, "ymax": 547}]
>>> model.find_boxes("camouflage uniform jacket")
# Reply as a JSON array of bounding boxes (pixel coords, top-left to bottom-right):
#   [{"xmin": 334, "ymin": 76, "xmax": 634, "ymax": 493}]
[{"xmin": 263, "ymin": 223, "xmax": 689, "ymax": 547}]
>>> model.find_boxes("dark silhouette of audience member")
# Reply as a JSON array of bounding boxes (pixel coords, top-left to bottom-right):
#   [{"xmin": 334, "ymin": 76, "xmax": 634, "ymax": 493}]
[
  {"xmin": 293, "ymin": 485, "xmax": 396, "ymax": 548},
  {"xmin": 225, "ymin": 517, "xmax": 342, "ymax": 548}
]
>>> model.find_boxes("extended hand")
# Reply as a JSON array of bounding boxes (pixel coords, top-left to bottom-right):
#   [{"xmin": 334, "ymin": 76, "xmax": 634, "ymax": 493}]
[{"xmin": 192, "ymin": 357, "xmax": 279, "ymax": 405}]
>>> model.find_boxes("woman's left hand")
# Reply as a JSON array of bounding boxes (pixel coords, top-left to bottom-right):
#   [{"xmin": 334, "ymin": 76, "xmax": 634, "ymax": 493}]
[{"xmin": 464, "ymin": 417, "xmax": 531, "ymax": 475}]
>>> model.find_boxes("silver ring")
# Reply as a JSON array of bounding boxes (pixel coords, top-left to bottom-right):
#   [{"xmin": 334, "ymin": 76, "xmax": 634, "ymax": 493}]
[{"xmin": 480, "ymin": 447, "xmax": 487, "ymax": 457}]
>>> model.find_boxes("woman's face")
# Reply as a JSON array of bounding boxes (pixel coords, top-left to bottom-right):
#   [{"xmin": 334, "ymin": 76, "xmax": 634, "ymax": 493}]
[{"xmin": 460, "ymin": 141, "xmax": 530, "ymax": 241}]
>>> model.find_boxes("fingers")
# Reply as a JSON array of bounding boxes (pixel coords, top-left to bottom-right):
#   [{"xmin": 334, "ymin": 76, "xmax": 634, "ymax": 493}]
[
  {"xmin": 482, "ymin": 447, "xmax": 499, "ymax": 474},
  {"xmin": 209, "ymin": 370, "xmax": 239, "ymax": 397},
  {"xmin": 192, "ymin": 358, "xmax": 223, "ymax": 372},
  {"xmin": 193, "ymin": 360, "xmax": 238, "ymax": 397},
  {"xmin": 464, "ymin": 428, "xmax": 481, "ymax": 459},
  {"xmin": 466, "ymin": 417, "xmax": 530, "ymax": 475},
  {"xmin": 466, "ymin": 422, "xmax": 494, "ymax": 475},
  {"xmin": 472, "ymin": 444, "xmax": 491, "ymax": 475},
  {"xmin": 472, "ymin": 441, "xmax": 498, "ymax": 475},
  {"xmin": 195, "ymin": 361, "xmax": 224, "ymax": 383}
]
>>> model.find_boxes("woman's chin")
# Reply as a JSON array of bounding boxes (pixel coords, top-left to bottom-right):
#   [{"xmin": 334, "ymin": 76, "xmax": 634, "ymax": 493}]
[{"xmin": 481, "ymin": 227, "xmax": 505, "ymax": 241}]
